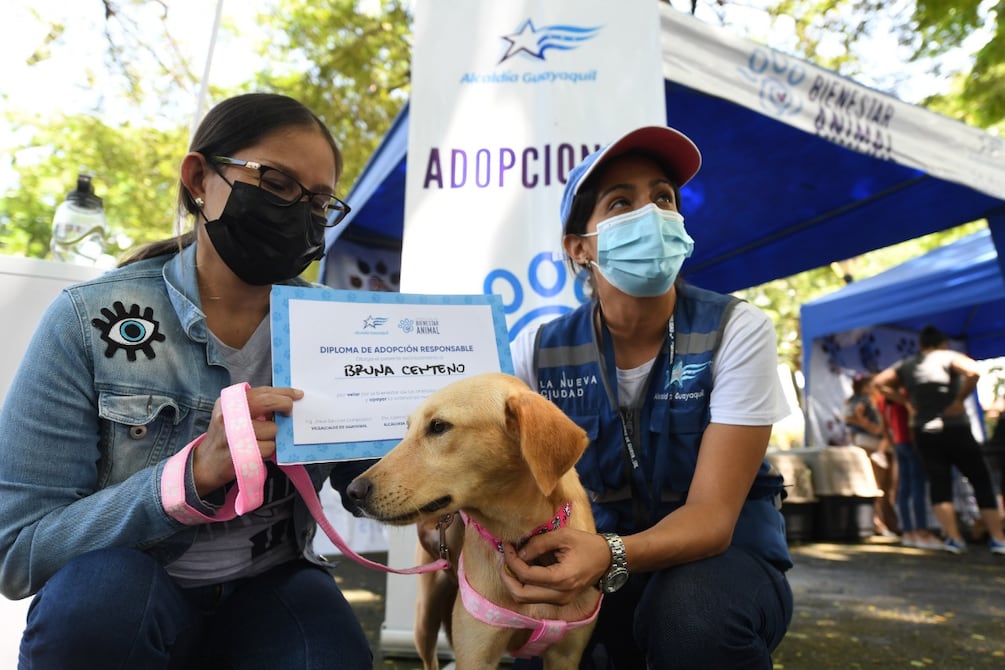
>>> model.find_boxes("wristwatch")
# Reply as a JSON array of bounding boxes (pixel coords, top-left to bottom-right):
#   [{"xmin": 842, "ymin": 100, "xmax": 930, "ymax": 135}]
[{"xmin": 597, "ymin": 532, "xmax": 630, "ymax": 593}]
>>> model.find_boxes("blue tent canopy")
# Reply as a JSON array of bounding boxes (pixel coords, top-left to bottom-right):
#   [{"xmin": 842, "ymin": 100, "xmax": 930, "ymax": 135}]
[
  {"xmin": 321, "ymin": 7, "xmax": 1005, "ymax": 297},
  {"xmin": 799, "ymin": 229, "xmax": 1005, "ymax": 446},
  {"xmin": 801, "ymin": 228, "xmax": 1005, "ymax": 363}
]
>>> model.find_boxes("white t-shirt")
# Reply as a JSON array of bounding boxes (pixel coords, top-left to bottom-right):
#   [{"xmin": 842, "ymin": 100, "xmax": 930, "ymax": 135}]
[{"xmin": 510, "ymin": 300, "xmax": 789, "ymax": 426}]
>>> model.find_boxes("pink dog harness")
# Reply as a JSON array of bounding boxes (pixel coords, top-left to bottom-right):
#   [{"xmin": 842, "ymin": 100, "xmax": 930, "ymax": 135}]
[
  {"xmin": 160, "ymin": 382, "xmax": 450, "ymax": 575},
  {"xmin": 457, "ymin": 508, "xmax": 602, "ymax": 658}
]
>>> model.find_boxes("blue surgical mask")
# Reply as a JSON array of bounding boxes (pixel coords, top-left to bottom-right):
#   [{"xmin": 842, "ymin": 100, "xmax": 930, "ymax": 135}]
[{"xmin": 580, "ymin": 204, "xmax": 694, "ymax": 297}]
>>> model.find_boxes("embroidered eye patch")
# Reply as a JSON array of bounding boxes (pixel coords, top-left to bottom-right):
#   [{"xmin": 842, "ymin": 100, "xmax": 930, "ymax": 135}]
[{"xmin": 92, "ymin": 301, "xmax": 166, "ymax": 361}]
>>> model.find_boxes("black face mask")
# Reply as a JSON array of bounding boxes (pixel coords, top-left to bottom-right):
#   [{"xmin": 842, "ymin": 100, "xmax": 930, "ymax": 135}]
[{"xmin": 203, "ymin": 181, "xmax": 325, "ymax": 285}]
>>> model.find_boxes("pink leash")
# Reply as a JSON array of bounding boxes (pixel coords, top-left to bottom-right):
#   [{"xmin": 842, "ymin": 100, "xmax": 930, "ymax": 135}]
[{"xmin": 161, "ymin": 382, "xmax": 451, "ymax": 575}]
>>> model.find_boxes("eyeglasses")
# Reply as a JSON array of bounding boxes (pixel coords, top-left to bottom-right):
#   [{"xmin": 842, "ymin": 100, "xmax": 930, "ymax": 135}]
[{"xmin": 210, "ymin": 156, "xmax": 351, "ymax": 227}]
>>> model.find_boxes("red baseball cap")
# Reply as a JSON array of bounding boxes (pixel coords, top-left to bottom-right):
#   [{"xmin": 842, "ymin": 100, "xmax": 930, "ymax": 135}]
[{"xmin": 560, "ymin": 125, "xmax": 701, "ymax": 226}]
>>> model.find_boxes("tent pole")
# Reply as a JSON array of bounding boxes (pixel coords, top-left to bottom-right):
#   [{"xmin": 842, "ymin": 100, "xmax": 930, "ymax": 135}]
[
  {"xmin": 191, "ymin": 0, "xmax": 225, "ymax": 139},
  {"xmin": 988, "ymin": 212, "xmax": 1005, "ymax": 286},
  {"xmin": 175, "ymin": 0, "xmax": 224, "ymax": 238}
]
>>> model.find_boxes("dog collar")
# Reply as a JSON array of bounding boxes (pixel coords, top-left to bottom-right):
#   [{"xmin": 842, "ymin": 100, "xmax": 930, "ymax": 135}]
[{"xmin": 460, "ymin": 502, "xmax": 573, "ymax": 554}]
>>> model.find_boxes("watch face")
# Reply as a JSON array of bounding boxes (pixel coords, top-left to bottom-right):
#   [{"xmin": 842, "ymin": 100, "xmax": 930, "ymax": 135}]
[{"xmin": 603, "ymin": 568, "xmax": 630, "ymax": 593}]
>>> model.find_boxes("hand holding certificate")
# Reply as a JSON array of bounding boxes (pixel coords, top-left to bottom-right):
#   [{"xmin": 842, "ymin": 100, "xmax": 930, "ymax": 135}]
[{"xmin": 271, "ymin": 286, "xmax": 513, "ymax": 463}]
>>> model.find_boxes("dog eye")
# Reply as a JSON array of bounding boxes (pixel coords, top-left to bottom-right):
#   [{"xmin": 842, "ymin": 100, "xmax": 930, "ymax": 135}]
[{"xmin": 428, "ymin": 419, "xmax": 450, "ymax": 435}]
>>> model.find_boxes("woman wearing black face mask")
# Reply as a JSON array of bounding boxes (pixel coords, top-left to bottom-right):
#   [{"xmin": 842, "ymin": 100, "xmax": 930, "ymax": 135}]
[{"xmin": 0, "ymin": 93, "xmax": 374, "ymax": 669}]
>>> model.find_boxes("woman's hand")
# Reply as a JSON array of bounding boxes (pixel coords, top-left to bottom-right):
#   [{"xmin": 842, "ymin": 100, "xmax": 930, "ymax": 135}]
[
  {"xmin": 191, "ymin": 386, "xmax": 303, "ymax": 497},
  {"xmin": 499, "ymin": 527, "xmax": 610, "ymax": 605}
]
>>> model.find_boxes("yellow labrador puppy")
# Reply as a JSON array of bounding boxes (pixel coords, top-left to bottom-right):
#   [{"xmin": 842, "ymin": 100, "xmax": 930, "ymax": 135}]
[{"xmin": 347, "ymin": 372, "xmax": 600, "ymax": 669}]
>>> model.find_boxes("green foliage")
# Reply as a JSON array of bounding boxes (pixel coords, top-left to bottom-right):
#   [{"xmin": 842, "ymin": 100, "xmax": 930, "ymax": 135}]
[
  {"xmin": 899, "ymin": 0, "xmax": 996, "ymax": 126},
  {"xmin": 2, "ymin": 0, "xmax": 1001, "ymax": 376},
  {"xmin": 0, "ymin": 112, "xmax": 186, "ymax": 260},
  {"xmin": 947, "ymin": 13, "xmax": 1005, "ymax": 128},
  {"xmin": 1, "ymin": 0, "xmax": 415, "ymax": 261},
  {"xmin": 250, "ymin": 0, "xmax": 413, "ymax": 192},
  {"xmin": 912, "ymin": 0, "xmax": 984, "ymax": 57},
  {"xmin": 757, "ymin": 0, "xmax": 882, "ymax": 71},
  {"xmin": 759, "ymin": 0, "xmax": 1003, "ymax": 128}
]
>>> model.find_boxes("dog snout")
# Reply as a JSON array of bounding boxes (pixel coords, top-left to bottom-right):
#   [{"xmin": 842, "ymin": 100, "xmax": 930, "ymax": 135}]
[{"xmin": 346, "ymin": 476, "xmax": 373, "ymax": 505}]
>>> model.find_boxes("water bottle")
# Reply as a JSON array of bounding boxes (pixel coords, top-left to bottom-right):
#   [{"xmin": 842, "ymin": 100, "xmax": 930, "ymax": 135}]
[{"xmin": 50, "ymin": 174, "xmax": 108, "ymax": 265}]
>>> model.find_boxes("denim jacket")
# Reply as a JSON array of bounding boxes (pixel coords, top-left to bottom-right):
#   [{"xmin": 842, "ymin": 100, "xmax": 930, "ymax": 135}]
[{"xmin": 0, "ymin": 244, "xmax": 368, "ymax": 599}]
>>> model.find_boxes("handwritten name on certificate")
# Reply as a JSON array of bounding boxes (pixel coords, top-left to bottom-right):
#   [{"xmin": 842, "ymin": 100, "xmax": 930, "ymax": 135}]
[{"xmin": 270, "ymin": 286, "xmax": 513, "ymax": 464}]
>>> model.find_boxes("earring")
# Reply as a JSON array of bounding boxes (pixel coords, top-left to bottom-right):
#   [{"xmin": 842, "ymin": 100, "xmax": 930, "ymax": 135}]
[{"xmin": 194, "ymin": 197, "xmax": 205, "ymax": 207}]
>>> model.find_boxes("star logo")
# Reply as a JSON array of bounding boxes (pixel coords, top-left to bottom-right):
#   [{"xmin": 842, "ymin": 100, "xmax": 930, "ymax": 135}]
[
  {"xmin": 499, "ymin": 19, "xmax": 601, "ymax": 65},
  {"xmin": 362, "ymin": 315, "xmax": 389, "ymax": 329},
  {"xmin": 668, "ymin": 359, "xmax": 711, "ymax": 388}
]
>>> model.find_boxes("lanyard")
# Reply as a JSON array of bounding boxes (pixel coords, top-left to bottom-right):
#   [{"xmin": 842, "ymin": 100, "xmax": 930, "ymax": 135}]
[{"xmin": 596, "ymin": 307, "xmax": 675, "ymax": 527}]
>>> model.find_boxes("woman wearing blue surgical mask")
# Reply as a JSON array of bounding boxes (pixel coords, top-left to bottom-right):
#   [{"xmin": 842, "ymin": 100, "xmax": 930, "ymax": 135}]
[
  {"xmin": 502, "ymin": 126, "xmax": 794, "ymax": 669},
  {"xmin": 0, "ymin": 93, "xmax": 373, "ymax": 669}
]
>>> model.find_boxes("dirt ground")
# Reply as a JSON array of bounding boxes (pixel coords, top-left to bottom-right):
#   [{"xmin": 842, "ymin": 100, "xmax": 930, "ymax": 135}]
[
  {"xmin": 773, "ymin": 539, "xmax": 1005, "ymax": 669},
  {"xmin": 333, "ymin": 537, "xmax": 1005, "ymax": 669}
]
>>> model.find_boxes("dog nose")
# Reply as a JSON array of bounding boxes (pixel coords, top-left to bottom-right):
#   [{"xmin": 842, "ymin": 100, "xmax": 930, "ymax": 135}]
[{"xmin": 346, "ymin": 477, "xmax": 372, "ymax": 503}]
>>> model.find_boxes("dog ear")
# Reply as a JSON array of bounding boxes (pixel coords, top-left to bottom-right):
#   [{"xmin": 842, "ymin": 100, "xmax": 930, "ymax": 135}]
[{"xmin": 505, "ymin": 391, "xmax": 589, "ymax": 496}]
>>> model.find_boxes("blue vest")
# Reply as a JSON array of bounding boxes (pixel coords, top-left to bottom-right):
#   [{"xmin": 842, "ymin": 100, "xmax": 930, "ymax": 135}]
[{"xmin": 534, "ymin": 284, "xmax": 791, "ymax": 570}]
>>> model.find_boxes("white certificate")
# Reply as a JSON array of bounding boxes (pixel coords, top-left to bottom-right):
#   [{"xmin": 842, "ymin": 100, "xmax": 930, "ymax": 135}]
[{"xmin": 271, "ymin": 285, "xmax": 513, "ymax": 463}]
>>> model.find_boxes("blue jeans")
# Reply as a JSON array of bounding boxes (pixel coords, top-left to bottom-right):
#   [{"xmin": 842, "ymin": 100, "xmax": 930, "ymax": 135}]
[
  {"xmin": 18, "ymin": 548, "xmax": 372, "ymax": 669},
  {"xmin": 894, "ymin": 441, "xmax": 931, "ymax": 532},
  {"xmin": 512, "ymin": 545, "xmax": 793, "ymax": 670}
]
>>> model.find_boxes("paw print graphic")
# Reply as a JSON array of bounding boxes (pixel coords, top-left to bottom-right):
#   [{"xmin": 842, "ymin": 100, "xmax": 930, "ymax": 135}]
[
  {"xmin": 482, "ymin": 251, "xmax": 589, "ymax": 341},
  {"xmin": 740, "ymin": 46, "xmax": 805, "ymax": 118}
]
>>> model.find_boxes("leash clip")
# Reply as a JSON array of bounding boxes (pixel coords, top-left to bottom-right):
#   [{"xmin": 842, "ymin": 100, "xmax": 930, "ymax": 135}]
[{"xmin": 436, "ymin": 512, "xmax": 456, "ymax": 562}]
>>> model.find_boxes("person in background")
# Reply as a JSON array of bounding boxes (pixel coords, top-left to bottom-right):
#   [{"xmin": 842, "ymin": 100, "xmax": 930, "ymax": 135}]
[
  {"xmin": 873, "ymin": 325, "xmax": 1005, "ymax": 556},
  {"xmin": 875, "ymin": 389, "xmax": 942, "ymax": 549},
  {"xmin": 0, "ymin": 93, "xmax": 373, "ymax": 669},
  {"xmin": 844, "ymin": 373, "xmax": 886, "ymax": 453},
  {"xmin": 984, "ymin": 396, "xmax": 1005, "ymax": 511},
  {"xmin": 844, "ymin": 373, "xmax": 898, "ymax": 537},
  {"xmin": 502, "ymin": 125, "xmax": 793, "ymax": 669}
]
